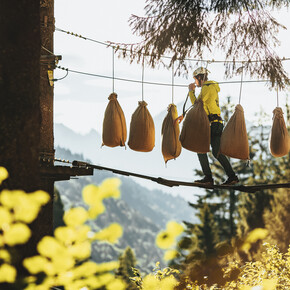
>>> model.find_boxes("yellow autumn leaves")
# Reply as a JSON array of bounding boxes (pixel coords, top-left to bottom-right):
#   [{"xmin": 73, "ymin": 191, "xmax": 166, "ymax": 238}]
[
  {"xmin": 23, "ymin": 178, "xmax": 124, "ymax": 290},
  {"xmin": 82, "ymin": 178, "xmax": 121, "ymax": 219},
  {"xmin": 0, "ymin": 166, "xmax": 286, "ymax": 290},
  {"xmin": 0, "ymin": 263, "xmax": 16, "ymax": 284},
  {"xmin": 156, "ymin": 221, "xmax": 184, "ymax": 261},
  {"xmin": 240, "ymin": 228, "xmax": 269, "ymax": 252},
  {"xmin": 0, "ymin": 167, "xmax": 51, "ymax": 284},
  {"xmin": 0, "ymin": 167, "xmax": 125, "ymax": 289},
  {"xmin": 0, "ymin": 167, "xmax": 8, "ymax": 184},
  {"xmin": 142, "ymin": 272, "xmax": 178, "ymax": 290}
]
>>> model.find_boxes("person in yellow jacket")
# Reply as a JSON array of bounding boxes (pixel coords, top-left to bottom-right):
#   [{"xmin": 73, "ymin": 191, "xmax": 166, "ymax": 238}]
[{"xmin": 176, "ymin": 67, "xmax": 239, "ymax": 185}]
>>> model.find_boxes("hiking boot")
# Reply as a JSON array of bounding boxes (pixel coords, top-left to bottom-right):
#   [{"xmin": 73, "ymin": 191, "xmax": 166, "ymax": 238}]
[
  {"xmin": 194, "ymin": 176, "xmax": 214, "ymax": 185},
  {"xmin": 222, "ymin": 175, "xmax": 239, "ymax": 186}
]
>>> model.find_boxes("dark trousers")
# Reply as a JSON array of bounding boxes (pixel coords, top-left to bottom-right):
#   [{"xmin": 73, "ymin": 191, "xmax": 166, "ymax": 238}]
[{"xmin": 197, "ymin": 122, "xmax": 235, "ymax": 178}]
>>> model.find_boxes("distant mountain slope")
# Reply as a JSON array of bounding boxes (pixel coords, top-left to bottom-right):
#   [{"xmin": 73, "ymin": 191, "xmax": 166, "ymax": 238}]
[
  {"xmin": 54, "ymin": 118, "xmax": 203, "ymax": 201},
  {"xmin": 55, "ymin": 147, "xmax": 196, "ymax": 227},
  {"xmin": 57, "ymin": 176, "xmax": 163, "ymax": 272},
  {"xmin": 55, "ymin": 147, "xmax": 196, "ymax": 272},
  {"xmin": 54, "ymin": 103, "xmax": 256, "ymax": 201},
  {"xmin": 54, "ymin": 100, "xmax": 199, "ymax": 181}
]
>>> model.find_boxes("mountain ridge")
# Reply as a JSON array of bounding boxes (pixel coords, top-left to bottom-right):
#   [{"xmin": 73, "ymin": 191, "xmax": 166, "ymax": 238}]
[
  {"xmin": 54, "ymin": 120, "xmax": 203, "ymax": 202},
  {"xmin": 55, "ymin": 146, "xmax": 196, "ymax": 272}
]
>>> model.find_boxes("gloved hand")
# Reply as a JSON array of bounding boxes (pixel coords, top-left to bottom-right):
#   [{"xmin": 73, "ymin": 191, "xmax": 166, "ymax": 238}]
[
  {"xmin": 188, "ymin": 83, "xmax": 196, "ymax": 91},
  {"xmin": 175, "ymin": 115, "xmax": 184, "ymax": 124}
]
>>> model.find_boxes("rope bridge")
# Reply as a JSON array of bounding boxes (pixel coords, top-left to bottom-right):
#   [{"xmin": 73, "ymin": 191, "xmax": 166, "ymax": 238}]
[{"xmin": 68, "ymin": 160, "xmax": 290, "ymax": 193}]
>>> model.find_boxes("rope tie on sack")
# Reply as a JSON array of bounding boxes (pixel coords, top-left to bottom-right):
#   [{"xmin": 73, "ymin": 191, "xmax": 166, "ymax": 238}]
[
  {"xmin": 273, "ymin": 107, "xmax": 283, "ymax": 119},
  {"xmin": 235, "ymin": 104, "xmax": 244, "ymax": 112},
  {"xmin": 272, "ymin": 87, "xmax": 282, "ymax": 121},
  {"xmin": 273, "ymin": 87, "xmax": 284, "ymax": 120}
]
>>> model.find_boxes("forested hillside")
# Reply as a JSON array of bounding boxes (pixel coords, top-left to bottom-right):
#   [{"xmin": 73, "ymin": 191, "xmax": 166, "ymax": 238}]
[{"xmin": 54, "ymin": 147, "xmax": 196, "ymax": 272}]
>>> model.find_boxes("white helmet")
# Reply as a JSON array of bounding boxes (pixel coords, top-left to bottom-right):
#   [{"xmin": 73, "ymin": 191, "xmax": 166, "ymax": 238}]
[{"xmin": 193, "ymin": 67, "xmax": 210, "ymax": 77}]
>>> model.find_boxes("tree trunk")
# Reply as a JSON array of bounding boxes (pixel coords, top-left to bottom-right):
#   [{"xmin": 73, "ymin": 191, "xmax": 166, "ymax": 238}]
[
  {"xmin": 0, "ymin": 1, "xmax": 41, "ymax": 192},
  {"xmin": 229, "ymin": 190, "xmax": 236, "ymax": 237},
  {"xmin": 0, "ymin": 0, "xmax": 42, "ymax": 268}
]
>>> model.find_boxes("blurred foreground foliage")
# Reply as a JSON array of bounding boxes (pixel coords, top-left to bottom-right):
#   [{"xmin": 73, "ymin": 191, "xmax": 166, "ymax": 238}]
[
  {"xmin": 0, "ymin": 167, "xmax": 125, "ymax": 289},
  {"xmin": 0, "ymin": 167, "xmax": 289, "ymax": 289}
]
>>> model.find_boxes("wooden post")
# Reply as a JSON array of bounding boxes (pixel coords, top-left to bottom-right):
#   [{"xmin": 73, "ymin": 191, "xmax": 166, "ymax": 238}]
[
  {"xmin": 40, "ymin": 0, "xmax": 54, "ymax": 159},
  {"xmin": 38, "ymin": 0, "xmax": 93, "ymax": 237}
]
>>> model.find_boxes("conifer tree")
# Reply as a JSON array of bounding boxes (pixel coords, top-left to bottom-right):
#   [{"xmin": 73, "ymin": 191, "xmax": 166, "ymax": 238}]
[
  {"xmin": 115, "ymin": 246, "xmax": 138, "ymax": 289},
  {"xmin": 192, "ymin": 97, "xmax": 251, "ymax": 240},
  {"xmin": 174, "ymin": 99, "xmax": 290, "ymax": 285},
  {"xmin": 263, "ymin": 188, "xmax": 290, "ymax": 253},
  {"xmin": 192, "ymin": 98, "xmax": 289, "ymax": 239},
  {"xmin": 176, "ymin": 203, "xmax": 226, "ymax": 287},
  {"xmin": 194, "ymin": 203, "xmax": 219, "ymax": 256},
  {"xmin": 117, "ymin": 0, "xmax": 289, "ymax": 88},
  {"xmin": 237, "ymin": 107, "xmax": 289, "ymax": 237},
  {"xmin": 53, "ymin": 187, "xmax": 65, "ymax": 230}
]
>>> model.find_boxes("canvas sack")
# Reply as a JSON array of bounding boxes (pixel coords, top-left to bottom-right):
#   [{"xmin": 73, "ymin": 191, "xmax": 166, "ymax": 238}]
[
  {"xmin": 102, "ymin": 93, "xmax": 127, "ymax": 147},
  {"xmin": 219, "ymin": 104, "xmax": 249, "ymax": 160},
  {"xmin": 128, "ymin": 101, "xmax": 155, "ymax": 152},
  {"xmin": 161, "ymin": 104, "xmax": 182, "ymax": 163},
  {"xmin": 180, "ymin": 99, "xmax": 210, "ymax": 153},
  {"xmin": 269, "ymin": 107, "xmax": 290, "ymax": 157}
]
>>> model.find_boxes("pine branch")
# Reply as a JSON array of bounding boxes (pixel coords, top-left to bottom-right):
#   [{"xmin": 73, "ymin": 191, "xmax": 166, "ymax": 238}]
[{"xmin": 113, "ymin": 0, "xmax": 289, "ymax": 88}]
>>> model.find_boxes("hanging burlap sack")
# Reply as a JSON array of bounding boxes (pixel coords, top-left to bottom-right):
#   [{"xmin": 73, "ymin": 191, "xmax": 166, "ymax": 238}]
[
  {"xmin": 180, "ymin": 99, "xmax": 210, "ymax": 153},
  {"xmin": 128, "ymin": 100, "xmax": 155, "ymax": 152},
  {"xmin": 269, "ymin": 107, "xmax": 290, "ymax": 157},
  {"xmin": 161, "ymin": 104, "xmax": 182, "ymax": 163},
  {"xmin": 219, "ymin": 104, "xmax": 249, "ymax": 160},
  {"xmin": 102, "ymin": 93, "xmax": 127, "ymax": 147}
]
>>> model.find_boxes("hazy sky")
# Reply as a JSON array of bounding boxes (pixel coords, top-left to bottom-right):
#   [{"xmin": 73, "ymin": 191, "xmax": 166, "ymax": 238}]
[
  {"xmin": 54, "ymin": 0, "xmax": 289, "ymax": 136},
  {"xmin": 48, "ymin": 2, "xmax": 289, "ymax": 261}
]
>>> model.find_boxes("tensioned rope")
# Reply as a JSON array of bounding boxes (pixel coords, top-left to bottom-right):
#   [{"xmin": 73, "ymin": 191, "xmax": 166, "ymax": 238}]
[
  {"xmin": 55, "ymin": 28, "xmax": 290, "ymax": 64},
  {"xmin": 53, "ymin": 29, "xmax": 289, "ymax": 87},
  {"xmin": 172, "ymin": 63, "xmax": 174, "ymax": 103},
  {"xmin": 239, "ymin": 64, "xmax": 244, "ymax": 104},
  {"xmin": 112, "ymin": 47, "xmax": 115, "ymax": 93},
  {"xmin": 54, "ymin": 158, "xmax": 290, "ymax": 193},
  {"xmin": 55, "ymin": 65, "xmax": 271, "ymax": 87},
  {"xmin": 142, "ymin": 59, "xmax": 145, "ymax": 101}
]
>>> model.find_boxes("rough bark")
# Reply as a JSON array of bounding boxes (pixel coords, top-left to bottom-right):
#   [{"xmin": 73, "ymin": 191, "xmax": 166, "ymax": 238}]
[
  {"xmin": 0, "ymin": 0, "xmax": 43, "ymax": 268},
  {"xmin": 0, "ymin": 0, "xmax": 41, "ymax": 192}
]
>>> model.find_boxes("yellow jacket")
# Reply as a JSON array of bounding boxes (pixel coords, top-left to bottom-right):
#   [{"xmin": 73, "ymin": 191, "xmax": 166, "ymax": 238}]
[{"xmin": 189, "ymin": 81, "xmax": 221, "ymax": 116}]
